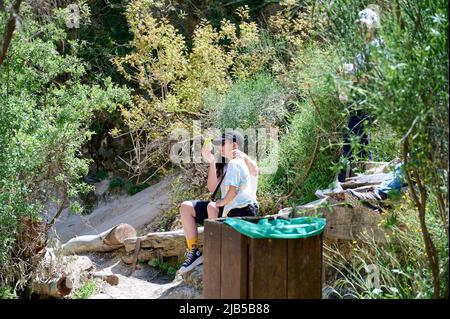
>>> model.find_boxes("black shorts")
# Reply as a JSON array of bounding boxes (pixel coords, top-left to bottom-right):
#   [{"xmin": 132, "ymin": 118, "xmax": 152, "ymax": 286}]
[{"xmin": 191, "ymin": 200, "xmax": 258, "ymax": 226}]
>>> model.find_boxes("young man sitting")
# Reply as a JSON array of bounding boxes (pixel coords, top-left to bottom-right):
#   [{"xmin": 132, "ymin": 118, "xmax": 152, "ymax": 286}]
[{"xmin": 178, "ymin": 130, "xmax": 258, "ymax": 273}]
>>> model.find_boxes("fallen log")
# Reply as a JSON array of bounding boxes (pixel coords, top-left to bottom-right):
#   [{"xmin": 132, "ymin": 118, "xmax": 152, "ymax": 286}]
[
  {"xmin": 31, "ymin": 248, "xmax": 74, "ymax": 298},
  {"xmin": 123, "ymin": 228, "xmax": 204, "ymax": 258},
  {"xmin": 61, "ymin": 223, "xmax": 136, "ymax": 255}
]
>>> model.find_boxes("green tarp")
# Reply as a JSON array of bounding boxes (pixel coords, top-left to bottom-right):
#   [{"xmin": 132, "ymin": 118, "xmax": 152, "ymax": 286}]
[{"xmin": 223, "ymin": 216, "xmax": 327, "ymax": 239}]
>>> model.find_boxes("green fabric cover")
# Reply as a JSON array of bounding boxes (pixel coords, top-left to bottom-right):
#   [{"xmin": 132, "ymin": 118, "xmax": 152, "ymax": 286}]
[{"xmin": 223, "ymin": 216, "xmax": 327, "ymax": 239}]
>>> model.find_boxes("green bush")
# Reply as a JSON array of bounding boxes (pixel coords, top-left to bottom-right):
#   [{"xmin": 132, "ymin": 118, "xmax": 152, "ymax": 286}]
[
  {"xmin": 0, "ymin": 2, "xmax": 131, "ymax": 293},
  {"xmin": 261, "ymin": 102, "xmax": 340, "ymax": 205},
  {"xmin": 108, "ymin": 176, "xmax": 126, "ymax": 191},
  {"xmin": 94, "ymin": 170, "xmax": 109, "ymax": 181},
  {"xmin": 108, "ymin": 176, "xmax": 150, "ymax": 195},
  {"xmin": 258, "ymin": 46, "xmax": 343, "ymax": 208},
  {"xmin": 124, "ymin": 180, "xmax": 149, "ymax": 196},
  {"xmin": 366, "ymin": 122, "xmax": 400, "ymax": 162},
  {"xmin": 204, "ymin": 73, "xmax": 290, "ymax": 130},
  {"xmin": 324, "ymin": 0, "xmax": 448, "ymax": 298}
]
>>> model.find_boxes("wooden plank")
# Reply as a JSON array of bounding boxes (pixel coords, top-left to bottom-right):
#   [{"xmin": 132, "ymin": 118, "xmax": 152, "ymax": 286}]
[
  {"xmin": 248, "ymin": 238, "xmax": 287, "ymax": 299},
  {"xmin": 287, "ymin": 234, "xmax": 323, "ymax": 299},
  {"xmin": 203, "ymin": 220, "xmax": 222, "ymax": 299},
  {"xmin": 220, "ymin": 224, "xmax": 248, "ymax": 298},
  {"xmin": 341, "ymin": 173, "xmax": 392, "ymax": 189}
]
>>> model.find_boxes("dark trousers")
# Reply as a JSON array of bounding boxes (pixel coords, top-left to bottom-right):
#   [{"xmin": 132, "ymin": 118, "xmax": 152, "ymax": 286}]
[{"xmin": 338, "ymin": 109, "xmax": 372, "ymax": 182}]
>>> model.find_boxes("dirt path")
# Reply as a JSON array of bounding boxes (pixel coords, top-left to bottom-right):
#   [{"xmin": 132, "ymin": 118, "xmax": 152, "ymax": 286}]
[
  {"xmin": 51, "ymin": 174, "xmax": 176, "ymax": 244},
  {"xmin": 46, "ymin": 174, "xmax": 196, "ymax": 299},
  {"xmin": 81, "ymin": 251, "xmax": 176, "ymax": 299}
]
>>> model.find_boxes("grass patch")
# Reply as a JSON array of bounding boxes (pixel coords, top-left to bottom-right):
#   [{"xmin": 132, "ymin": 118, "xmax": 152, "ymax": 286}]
[
  {"xmin": 72, "ymin": 280, "xmax": 97, "ymax": 299},
  {"xmin": 150, "ymin": 258, "xmax": 179, "ymax": 279},
  {"xmin": 0, "ymin": 286, "xmax": 17, "ymax": 299},
  {"xmin": 324, "ymin": 194, "xmax": 448, "ymax": 299}
]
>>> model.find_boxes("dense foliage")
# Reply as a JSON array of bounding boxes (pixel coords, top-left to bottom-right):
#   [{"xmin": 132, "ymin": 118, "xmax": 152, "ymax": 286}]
[
  {"xmin": 0, "ymin": 1, "xmax": 130, "ymax": 293},
  {"xmin": 0, "ymin": 0, "xmax": 447, "ymax": 298}
]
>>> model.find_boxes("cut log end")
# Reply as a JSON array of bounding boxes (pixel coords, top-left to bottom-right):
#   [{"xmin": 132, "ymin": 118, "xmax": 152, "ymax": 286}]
[
  {"xmin": 32, "ymin": 276, "xmax": 73, "ymax": 298},
  {"xmin": 57, "ymin": 276, "xmax": 73, "ymax": 296},
  {"xmin": 104, "ymin": 223, "xmax": 137, "ymax": 245}
]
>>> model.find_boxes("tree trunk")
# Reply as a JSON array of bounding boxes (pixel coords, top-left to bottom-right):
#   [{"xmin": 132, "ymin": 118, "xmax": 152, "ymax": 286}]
[
  {"xmin": 61, "ymin": 223, "xmax": 137, "ymax": 255},
  {"xmin": 123, "ymin": 228, "xmax": 205, "ymax": 258},
  {"xmin": 0, "ymin": 0, "xmax": 22, "ymax": 65},
  {"xmin": 403, "ymin": 140, "xmax": 441, "ymax": 298}
]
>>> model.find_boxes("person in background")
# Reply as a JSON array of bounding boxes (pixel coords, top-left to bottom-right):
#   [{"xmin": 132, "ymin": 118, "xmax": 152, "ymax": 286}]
[{"xmin": 337, "ymin": 5, "xmax": 384, "ymax": 183}]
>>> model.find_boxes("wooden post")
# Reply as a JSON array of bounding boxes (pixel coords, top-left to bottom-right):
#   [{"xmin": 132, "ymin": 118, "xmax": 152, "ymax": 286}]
[
  {"xmin": 287, "ymin": 234, "xmax": 322, "ymax": 298},
  {"xmin": 203, "ymin": 220, "xmax": 222, "ymax": 299},
  {"xmin": 248, "ymin": 238, "xmax": 287, "ymax": 299},
  {"xmin": 203, "ymin": 218, "xmax": 323, "ymax": 299},
  {"xmin": 220, "ymin": 224, "xmax": 248, "ymax": 298}
]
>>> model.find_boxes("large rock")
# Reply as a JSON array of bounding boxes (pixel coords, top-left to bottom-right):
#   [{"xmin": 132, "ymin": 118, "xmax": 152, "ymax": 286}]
[
  {"xmin": 158, "ymin": 265, "xmax": 203, "ymax": 299},
  {"xmin": 279, "ymin": 197, "xmax": 386, "ymax": 242}
]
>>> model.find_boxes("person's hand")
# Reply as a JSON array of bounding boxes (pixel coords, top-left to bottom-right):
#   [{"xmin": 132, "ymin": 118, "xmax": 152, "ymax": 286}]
[
  {"xmin": 231, "ymin": 149, "xmax": 247, "ymax": 160},
  {"xmin": 215, "ymin": 200, "xmax": 224, "ymax": 207},
  {"xmin": 201, "ymin": 144, "xmax": 215, "ymax": 164}
]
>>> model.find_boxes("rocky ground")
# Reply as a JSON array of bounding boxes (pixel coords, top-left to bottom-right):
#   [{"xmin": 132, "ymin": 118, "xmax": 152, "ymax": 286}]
[
  {"xmin": 84, "ymin": 250, "xmax": 202, "ymax": 299},
  {"xmin": 44, "ymin": 173, "xmax": 203, "ymax": 299},
  {"xmin": 51, "ymin": 174, "xmax": 176, "ymax": 243}
]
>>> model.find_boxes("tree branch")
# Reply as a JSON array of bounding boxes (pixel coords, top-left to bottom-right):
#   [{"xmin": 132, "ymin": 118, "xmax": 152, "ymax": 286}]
[
  {"xmin": 46, "ymin": 190, "xmax": 69, "ymax": 231},
  {"xmin": 412, "ymin": 0, "xmax": 422, "ymax": 42},
  {"xmin": 394, "ymin": 0, "xmax": 405, "ymax": 31},
  {"xmin": 404, "ymin": 139, "xmax": 441, "ymax": 298},
  {"xmin": 0, "ymin": 0, "xmax": 22, "ymax": 66}
]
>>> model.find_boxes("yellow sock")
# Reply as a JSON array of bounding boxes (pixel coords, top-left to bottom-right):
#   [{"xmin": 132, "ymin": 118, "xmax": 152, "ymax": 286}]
[{"xmin": 187, "ymin": 237, "xmax": 198, "ymax": 250}]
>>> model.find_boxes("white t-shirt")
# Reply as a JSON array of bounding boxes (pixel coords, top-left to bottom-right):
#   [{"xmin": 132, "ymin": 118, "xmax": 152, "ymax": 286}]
[
  {"xmin": 220, "ymin": 158, "xmax": 257, "ymax": 216},
  {"xmin": 249, "ymin": 174, "xmax": 258, "ymax": 204}
]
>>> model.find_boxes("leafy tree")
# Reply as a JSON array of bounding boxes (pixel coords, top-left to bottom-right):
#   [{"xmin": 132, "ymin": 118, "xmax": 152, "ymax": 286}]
[
  {"xmin": 366, "ymin": 0, "xmax": 448, "ymax": 298},
  {"xmin": 0, "ymin": 1, "xmax": 130, "ymax": 294},
  {"xmin": 326, "ymin": 0, "xmax": 448, "ymax": 298},
  {"xmin": 112, "ymin": 2, "xmax": 276, "ymax": 181}
]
